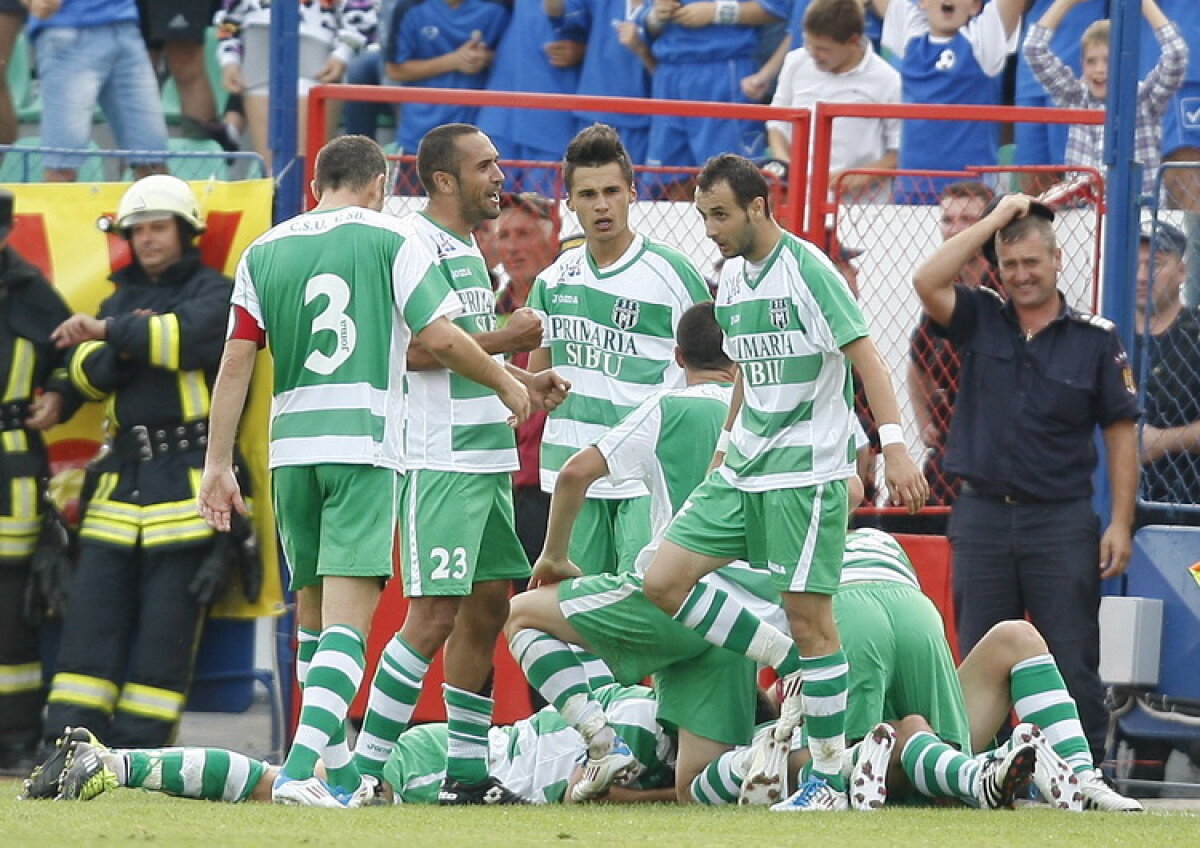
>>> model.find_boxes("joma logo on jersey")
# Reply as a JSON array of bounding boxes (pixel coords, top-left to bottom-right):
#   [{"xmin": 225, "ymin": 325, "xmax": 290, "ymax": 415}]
[
  {"xmin": 612, "ymin": 298, "xmax": 640, "ymax": 330},
  {"xmin": 768, "ymin": 298, "xmax": 790, "ymax": 330}
]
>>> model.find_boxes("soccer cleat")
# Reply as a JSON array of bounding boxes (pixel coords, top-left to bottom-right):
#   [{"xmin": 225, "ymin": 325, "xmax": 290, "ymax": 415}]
[
  {"xmin": 337, "ymin": 774, "xmax": 388, "ymax": 808},
  {"xmin": 1078, "ymin": 769, "xmax": 1143, "ymax": 812},
  {"xmin": 974, "ymin": 741, "xmax": 1036, "ymax": 810},
  {"xmin": 1010, "ymin": 723, "xmax": 1083, "ymax": 811},
  {"xmin": 56, "ymin": 742, "xmax": 118, "ymax": 801},
  {"xmin": 20, "ymin": 728, "xmax": 102, "ymax": 800},
  {"xmin": 770, "ymin": 775, "xmax": 849, "ymax": 812},
  {"xmin": 570, "ymin": 735, "xmax": 639, "ymax": 802},
  {"xmin": 738, "ymin": 728, "xmax": 790, "ymax": 806},
  {"xmin": 772, "ymin": 672, "xmax": 805, "ymax": 743},
  {"xmin": 849, "ymin": 722, "xmax": 896, "ymax": 811},
  {"xmin": 271, "ymin": 774, "xmax": 345, "ymax": 808},
  {"xmin": 438, "ymin": 775, "xmax": 531, "ymax": 806}
]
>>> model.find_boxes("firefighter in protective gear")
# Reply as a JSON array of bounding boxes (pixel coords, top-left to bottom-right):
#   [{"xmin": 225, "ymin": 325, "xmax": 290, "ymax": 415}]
[
  {"xmin": 42, "ymin": 175, "xmax": 249, "ymax": 748},
  {"xmin": 0, "ymin": 188, "xmax": 83, "ymax": 774}
]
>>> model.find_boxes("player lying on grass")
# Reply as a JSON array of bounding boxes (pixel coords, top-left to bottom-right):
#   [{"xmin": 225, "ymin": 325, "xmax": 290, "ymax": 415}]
[
  {"xmin": 20, "ymin": 682, "xmax": 677, "ymax": 806},
  {"xmin": 699, "ymin": 529, "xmax": 1142, "ymax": 813}
]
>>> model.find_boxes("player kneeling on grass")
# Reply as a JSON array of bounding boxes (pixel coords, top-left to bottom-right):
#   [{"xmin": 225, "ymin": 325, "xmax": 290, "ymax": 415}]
[{"xmin": 20, "ymin": 683, "xmax": 677, "ymax": 806}]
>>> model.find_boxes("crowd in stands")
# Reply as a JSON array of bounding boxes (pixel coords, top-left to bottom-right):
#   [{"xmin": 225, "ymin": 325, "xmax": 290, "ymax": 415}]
[{"xmin": 0, "ymin": 1, "xmax": 1194, "ymax": 201}]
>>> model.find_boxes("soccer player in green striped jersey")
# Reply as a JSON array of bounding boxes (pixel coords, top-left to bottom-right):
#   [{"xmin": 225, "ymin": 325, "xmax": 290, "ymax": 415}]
[
  {"xmin": 641, "ymin": 153, "xmax": 928, "ymax": 812},
  {"xmin": 352, "ymin": 124, "xmax": 571, "ymax": 807},
  {"xmin": 198, "ymin": 135, "xmax": 532, "ymax": 808},
  {"xmin": 527, "ymin": 123, "xmax": 712, "ymax": 578}
]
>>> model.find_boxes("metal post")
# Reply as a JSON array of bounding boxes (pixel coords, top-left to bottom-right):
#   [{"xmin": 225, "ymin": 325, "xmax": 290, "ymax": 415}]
[{"xmin": 269, "ymin": 1, "xmax": 301, "ymax": 223}]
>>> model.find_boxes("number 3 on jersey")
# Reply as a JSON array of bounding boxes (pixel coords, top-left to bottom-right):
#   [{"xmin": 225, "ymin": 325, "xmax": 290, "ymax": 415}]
[
  {"xmin": 304, "ymin": 273, "xmax": 358, "ymax": 375},
  {"xmin": 430, "ymin": 546, "xmax": 469, "ymax": 580}
]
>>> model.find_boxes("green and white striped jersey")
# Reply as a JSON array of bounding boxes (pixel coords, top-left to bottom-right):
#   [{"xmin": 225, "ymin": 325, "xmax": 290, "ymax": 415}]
[
  {"xmin": 404, "ymin": 213, "xmax": 518, "ymax": 473},
  {"xmin": 839, "ymin": 527, "xmax": 921, "ymax": 589},
  {"xmin": 528, "ymin": 233, "xmax": 711, "ymax": 499},
  {"xmin": 597, "ymin": 382, "xmax": 732, "ymax": 535},
  {"xmin": 385, "ymin": 683, "xmax": 674, "ymax": 804},
  {"xmin": 232, "ymin": 206, "xmax": 460, "ymax": 471},
  {"xmin": 714, "ymin": 231, "xmax": 868, "ymax": 492}
]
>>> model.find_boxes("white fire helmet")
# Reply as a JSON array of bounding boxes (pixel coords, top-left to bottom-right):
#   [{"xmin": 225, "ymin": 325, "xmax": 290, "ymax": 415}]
[{"xmin": 114, "ymin": 174, "xmax": 206, "ymax": 235}]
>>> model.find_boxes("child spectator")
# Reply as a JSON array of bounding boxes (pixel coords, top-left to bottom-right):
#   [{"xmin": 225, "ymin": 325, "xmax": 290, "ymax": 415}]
[
  {"xmin": 766, "ymin": 0, "xmax": 900, "ymax": 204},
  {"xmin": 1024, "ymin": 0, "xmax": 1188, "ymax": 199},
  {"xmin": 1011, "ymin": 0, "xmax": 1106, "ymax": 195},
  {"xmin": 873, "ymin": 0, "xmax": 1023, "ymax": 204}
]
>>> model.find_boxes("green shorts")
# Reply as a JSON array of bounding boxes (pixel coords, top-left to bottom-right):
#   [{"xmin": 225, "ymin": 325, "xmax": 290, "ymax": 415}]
[
  {"xmin": 835, "ymin": 582, "xmax": 971, "ymax": 752},
  {"xmin": 399, "ymin": 470, "xmax": 530, "ymax": 598},
  {"xmin": 272, "ymin": 464, "xmax": 399, "ymax": 591},
  {"xmin": 568, "ymin": 495, "xmax": 652, "ymax": 576},
  {"xmin": 558, "ymin": 572, "xmax": 756, "ymax": 745},
  {"xmin": 664, "ymin": 471, "xmax": 848, "ymax": 595}
]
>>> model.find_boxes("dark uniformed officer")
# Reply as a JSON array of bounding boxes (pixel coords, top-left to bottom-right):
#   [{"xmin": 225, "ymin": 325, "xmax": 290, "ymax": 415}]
[
  {"xmin": 0, "ymin": 189, "xmax": 82, "ymax": 773},
  {"xmin": 912, "ymin": 193, "xmax": 1140, "ymax": 767},
  {"xmin": 42, "ymin": 175, "xmax": 246, "ymax": 748}
]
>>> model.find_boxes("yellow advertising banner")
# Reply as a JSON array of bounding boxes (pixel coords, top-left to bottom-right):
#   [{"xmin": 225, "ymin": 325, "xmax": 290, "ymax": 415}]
[{"xmin": 2, "ymin": 178, "xmax": 283, "ymax": 618}]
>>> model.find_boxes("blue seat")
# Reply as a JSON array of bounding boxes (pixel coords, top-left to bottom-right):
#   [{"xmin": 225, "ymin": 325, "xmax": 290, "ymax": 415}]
[{"xmin": 0, "ymin": 136, "xmax": 106, "ymax": 182}]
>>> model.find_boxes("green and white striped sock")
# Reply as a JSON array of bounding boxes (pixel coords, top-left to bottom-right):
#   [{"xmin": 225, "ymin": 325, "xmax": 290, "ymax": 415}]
[
  {"xmin": 800, "ymin": 651, "xmax": 847, "ymax": 789},
  {"xmin": 295, "ymin": 626, "xmax": 358, "ymax": 793},
  {"xmin": 353, "ymin": 633, "xmax": 430, "ymax": 778},
  {"xmin": 509, "ymin": 629, "xmax": 600, "ymax": 722},
  {"xmin": 123, "ymin": 748, "xmax": 268, "ymax": 802},
  {"xmin": 900, "ymin": 730, "xmax": 978, "ymax": 805},
  {"xmin": 444, "ymin": 683, "xmax": 493, "ymax": 785},
  {"xmin": 689, "ymin": 749, "xmax": 743, "ymax": 805},
  {"xmin": 282, "ymin": 625, "xmax": 365, "ymax": 782},
  {"xmin": 1010, "ymin": 653, "xmax": 1093, "ymax": 773},
  {"xmin": 674, "ymin": 581, "xmax": 802, "ymax": 677}
]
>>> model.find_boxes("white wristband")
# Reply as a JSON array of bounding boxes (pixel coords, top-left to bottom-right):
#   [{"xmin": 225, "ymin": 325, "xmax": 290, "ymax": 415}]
[
  {"xmin": 878, "ymin": 423, "xmax": 904, "ymax": 447},
  {"xmin": 715, "ymin": 429, "xmax": 731, "ymax": 453},
  {"xmin": 715, "ymin": 0, "xmax": 740, "ymax": 25}
]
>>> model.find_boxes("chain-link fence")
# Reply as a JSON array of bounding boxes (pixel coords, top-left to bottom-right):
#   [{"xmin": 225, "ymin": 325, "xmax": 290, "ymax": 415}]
[
  {"xmin": 383, "ymin": 151, "xmax": 785, "ymax": 291},
  {"xmin": 1137, "ymin": 162, "xmax": 1200, "ymax": 524},
  {"xmin": 833, "ymin": 166, "xmax": 1104, "ymax": 513}
]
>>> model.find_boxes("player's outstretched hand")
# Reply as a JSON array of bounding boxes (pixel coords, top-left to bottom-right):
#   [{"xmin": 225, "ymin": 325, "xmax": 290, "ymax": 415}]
[
  {"xmin": 197, "ymin": 467, "xmax": 247, "ymax": 532},
  {"xmin": 882, "ymin": 445, "xmax": 929, "ymax": 514},
  {"xmin": 497, "ymin": 374, "xmax": 532, "ymax": 428}
]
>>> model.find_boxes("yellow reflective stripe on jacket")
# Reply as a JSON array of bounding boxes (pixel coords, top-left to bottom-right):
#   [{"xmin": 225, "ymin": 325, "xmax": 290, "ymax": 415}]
[
  {"xmin": 4, "ymin": 337, "xmax": 34, "ymax": 399},
  {"xmin": 48, "ymin": 672, "xmax": 118, "ymax": 711},
  {"xmin": 82, "ymin": 494, "xmax": 214, "ymax": 548},
  {"xmin": 0, "ymin": 661, "xmax": 41, "ymax": 694},
  {"xmin": 1, "ymin": 428, "xmax": 29, "ymax": 453},
  {"xmin": 177, "ymin": 371, "xmax": 211, "ymax": 421},
  {"xmin": 116, "ymin": 682, "xmax": 186, "ymax": 722},
  {"xmin": 69, "ymin": 340, "xmax": 109, "ymax": 401},
  {"xmin": 148, "ymin": 313, "xmax": 181, "ymax": 370}
]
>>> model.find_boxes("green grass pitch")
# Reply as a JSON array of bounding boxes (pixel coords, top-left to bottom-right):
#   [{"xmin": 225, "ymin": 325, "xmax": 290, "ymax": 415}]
[{"xmin": 4, "ymin": 779, "xmax": 1198, "ymax": 848}]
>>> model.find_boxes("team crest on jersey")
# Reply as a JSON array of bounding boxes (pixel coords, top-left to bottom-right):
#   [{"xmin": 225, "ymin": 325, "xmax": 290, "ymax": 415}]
[
  {"xmin": 561, "ymin": 254, "xmax": 584, "ymax": 280},
  {"xmin": 768, "ymin": 298, "xmax": 791, "ymax": 330},
  {"xmin": 612, "ymin": 297, "xmax": 640, "ymax": 330},
  {"xmin": 433, "ymin": 232, "xmax": 455, "ymax": 259}
]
